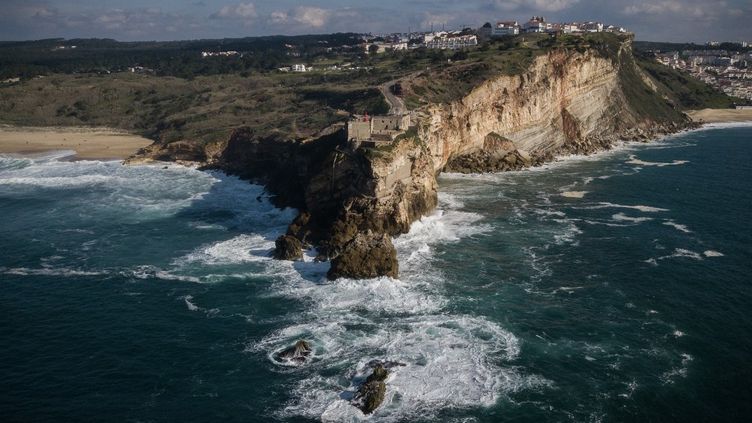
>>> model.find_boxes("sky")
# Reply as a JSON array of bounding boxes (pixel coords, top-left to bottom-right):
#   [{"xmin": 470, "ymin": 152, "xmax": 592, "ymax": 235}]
[{"xmin": 1, "ymin": 0, "xmax": 750, "ymax": 43}]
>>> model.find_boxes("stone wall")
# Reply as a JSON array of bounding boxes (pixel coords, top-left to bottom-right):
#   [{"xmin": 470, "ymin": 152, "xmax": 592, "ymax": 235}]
[{"xmin": 347, "ymin": 120, "xmax": 372, "ymax": 142}]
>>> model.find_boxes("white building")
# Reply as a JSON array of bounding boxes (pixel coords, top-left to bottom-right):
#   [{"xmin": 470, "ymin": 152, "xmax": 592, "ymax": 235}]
[
  {"xmin": 581, "ymin": 21, "xmax": 604, "ymax": 32},
  {"xmin": 523, "ymin": 16, "xmax": 549, "ymax": 33},
  {"xmin": 425, "ymin": 34, "xmax": 478, "ymax": 50},
  {"xmin": 364, "ymin": 42, "xmax": 408, "ymax": 54},
  {"xmin": 562, "ymin": 23, "xmax": 581, "ymax": 34},
  {"xmin": 492, "ymin": 21, "xmax": 520, "ymax": 37},
  {"xmin": 201, "ymin": 51, "xmax": 240, "ymax": 58},
  {"xmin": 292, "ymin": 64, "xmax": 309, "ymax": 72}
]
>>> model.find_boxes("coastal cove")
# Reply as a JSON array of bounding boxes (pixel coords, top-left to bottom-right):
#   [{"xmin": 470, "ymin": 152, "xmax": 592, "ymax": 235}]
[{"xmin": 1, "ymin": 124, "xmax": 751, "ymax": 421}]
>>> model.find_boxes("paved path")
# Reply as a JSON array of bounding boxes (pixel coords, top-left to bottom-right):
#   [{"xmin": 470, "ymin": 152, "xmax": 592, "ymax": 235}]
[{"xmin": 378, "ymin": 80, "xmax": 406, "ymax": 115}]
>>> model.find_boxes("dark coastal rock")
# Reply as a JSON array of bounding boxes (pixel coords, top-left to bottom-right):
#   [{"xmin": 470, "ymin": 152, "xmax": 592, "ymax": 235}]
[
  {"xmin": 153, "ymin": 141, "xmax": 208, "ymax": 162},
  {"xmin": 286, "ymin": 211, "xmax": 312, "ymax": 244},
  {"xmin": 327, "ymin": 231, "xmax": 398, "ymax": 280},
  {"xmin": 444, "ymin": 148, "xmax": 537, "ymax": 174},
  {"xmin": 353, "ymin": 364, "xmax": 389, "ymax": 414},
  {"xmin": 275, "ymin": 340, "xmax": 312, "ymax": 364},
  {"xmin": 272, "ymin": 235, "xmax": 303, "ymax": 261}
]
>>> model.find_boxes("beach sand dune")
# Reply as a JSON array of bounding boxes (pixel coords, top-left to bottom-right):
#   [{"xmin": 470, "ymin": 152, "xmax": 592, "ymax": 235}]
[
  {"xmin": 0, "ymin": 126, "xmax": 153, "ymax": 160},
  {"xmin": 687, "ymin": 108, "xmax": 752, "ymax": 124}
]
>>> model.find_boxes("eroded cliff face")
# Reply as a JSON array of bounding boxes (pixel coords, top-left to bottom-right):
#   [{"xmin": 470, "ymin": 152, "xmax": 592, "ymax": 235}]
[{"xmin": 421, "ymin": 44, "xmax": 688, "ymax": 173}]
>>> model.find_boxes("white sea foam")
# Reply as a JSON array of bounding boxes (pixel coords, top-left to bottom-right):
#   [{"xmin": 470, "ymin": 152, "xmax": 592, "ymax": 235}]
[
  {"xmin": 178, "ymin": 234, "xmax": 276, "ymax": 265},
  {"xmin": 590, "ymin": 202, "xmax": 669, "ymax": 213},
  {"xmin": 669, "ymin": 249, "xmax": 704, "ymax": 260},
  {"xmin": 703, "ymin": 250, "xmax": 724, "ymax": 257},
  {"xmin": 126, "ymin": 265, "xmax": 203, "ymax": 283},
  {"xmin": 649, "ymin": 248, "xmax": 705, "ymax": 265},
  {"xmin": 552, "ymin": 221, "xmax": 583, "ymax": 245},
  {"xmin": 552, "ymin": 286, "xmax": 585, "ymax": 294},
  {"xmin": 702, "ymin": 121, "xmax": 752, "ymax": 130},
  {"xmin": 663, "ymin": 220, "xmax": 692, "ymax": 233},
  {"xmin": 661, "ymin": 353, "xmax": 693, "ymax": 384},
  {"xmin": 561, "ymin": 191, "xmax": 588, "ymax": 198},
  {"xmin": 611, "ymin": 213, "xmax": 653, "ymax": 223},
  {"xmin": 0, "ymin": 266, "xmax": 104, "ymax": 277},
  {"xmin": 182, "ymin": 295, "xmax": 200, "ymax": 311},
  {"xmin": 626, "ymin": 155, "xmax": 689, "ymax": 167},
  {"xmin": 0, "ymin": 174, "xmax": 118, "ymax": 187},
  {"xmin": 179, "ymin": 294, "xmax": 219, "ymax": 315},
  {"xmin": 584, "ymin": 219, "xmax": 633, "ymax": 228}
]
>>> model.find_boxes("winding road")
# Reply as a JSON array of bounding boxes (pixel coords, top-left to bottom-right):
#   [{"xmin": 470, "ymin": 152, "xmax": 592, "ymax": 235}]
[{"xmin": 378, "ymin": 81, "xmax": 406, "ymax": 115}]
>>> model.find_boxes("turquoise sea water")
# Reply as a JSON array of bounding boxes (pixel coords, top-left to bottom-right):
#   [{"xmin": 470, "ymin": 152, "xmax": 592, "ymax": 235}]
[{"xmin": 1, "ymin": 125, "xmax": 751, "ymax": 422}]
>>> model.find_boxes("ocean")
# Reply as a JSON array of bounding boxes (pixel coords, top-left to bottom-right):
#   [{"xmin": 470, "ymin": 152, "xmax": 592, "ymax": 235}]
[{"xmin": 1, "ymin": 125, "xmax": 751, "ymax": 422}]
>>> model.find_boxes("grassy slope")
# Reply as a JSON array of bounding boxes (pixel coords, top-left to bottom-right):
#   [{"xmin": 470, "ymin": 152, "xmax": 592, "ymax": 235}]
[
  {"xmin": 634, "ymin": 55, "xmax": 739, "ymax": 109},
  {"xmin": 0, "ymin": 72, "xmax": 387, "ymax": 145}
]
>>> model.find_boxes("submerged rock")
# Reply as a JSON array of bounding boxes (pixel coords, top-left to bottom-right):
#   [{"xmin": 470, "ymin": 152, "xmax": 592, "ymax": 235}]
[
  {"xmin": 275, "ymin": 340, "xmax": 312, "ymax": 364},
  {"xmin": 327, "ymin": 231, "xmax": 398, "ymax": 280},
  {"xmin": 272, "ymin": 235, "xmax": 303, "ymax": 261},
  {"xmin": 353, "ymin": 364, "xmax": 389, "ymax": 414}
]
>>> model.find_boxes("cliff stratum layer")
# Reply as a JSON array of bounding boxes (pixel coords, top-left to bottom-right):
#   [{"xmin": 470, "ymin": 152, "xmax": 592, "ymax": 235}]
[{"xmin": 131, "ymin": 37, "xmax": 694, "ymax": 279}]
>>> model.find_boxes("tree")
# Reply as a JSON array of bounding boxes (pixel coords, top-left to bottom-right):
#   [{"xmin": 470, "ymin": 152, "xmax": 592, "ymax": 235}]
[{"xmin": 451, "ymin": 50, "xmax": 468, "ymax": 61}]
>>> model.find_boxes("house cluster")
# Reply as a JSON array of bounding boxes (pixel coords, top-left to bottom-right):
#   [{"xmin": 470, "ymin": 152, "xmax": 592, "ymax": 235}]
[
  {"xmin": 361, "ymin": 30, "xmax": 478, "ymax": 53},
  {"xmin": 653, "ymin": 48, "xmax": 752, "ymax": 100},
  {"xmin": 480, "ymin": 16, "xmax": 627, "ymax": 38},
  {"xmin": 201, "ymin": 50, "xmax": 240, "ymax": 58},
  {"xmin": 127, "ymin": 66, "xmax": 155, "ymax": 74},
  {"xmin": 52, "ymin": 45, "xmax": 77, "ymax": 51},
  {"xmin": 422, "ymin": 32, "xmax": 478, "ymax": 50},
  {"xmin": 277, "ymin": 64, "xmax": 313, "ymax": 72},
  {"xmin": 363, "ymin": 41, "xmax": 408, "ymax": 54},
  {"xmin": 347, "ymin": 113, "xmax": 411, "ymax": 148}
]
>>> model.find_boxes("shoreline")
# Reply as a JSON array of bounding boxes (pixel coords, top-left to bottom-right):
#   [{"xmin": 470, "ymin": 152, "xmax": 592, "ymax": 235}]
[
  {"xmin": 686, "ymin": 108, "xmax": 752, "ymax": 124},
  {"xmin": 0, "ymin": 126, "xmax": 154, "ymax": 160}
]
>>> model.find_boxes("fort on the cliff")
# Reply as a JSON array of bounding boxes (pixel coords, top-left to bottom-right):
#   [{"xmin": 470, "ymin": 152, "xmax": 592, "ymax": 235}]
[{"xmin": 347, "ymin": 113, "xmax": 411, "ymax": 148}]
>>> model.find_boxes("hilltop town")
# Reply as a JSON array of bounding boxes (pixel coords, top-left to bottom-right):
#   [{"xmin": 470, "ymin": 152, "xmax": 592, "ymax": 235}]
[
  {"xmin": 360, "ymin": 16, "xmax": 627, "ymax": 55},
  {"xmin": 652, "ymin": 44, "xmax": 752, "ymax": 102},
  {"xmin": 234, "ymin": 16, "xmax": 630, "ymax": 74}
]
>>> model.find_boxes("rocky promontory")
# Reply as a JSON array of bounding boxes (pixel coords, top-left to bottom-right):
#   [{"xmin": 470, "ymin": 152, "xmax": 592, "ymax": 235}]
[{"xmin": 128, "ymin": 34, "xmax": 700, "ymax": 280}]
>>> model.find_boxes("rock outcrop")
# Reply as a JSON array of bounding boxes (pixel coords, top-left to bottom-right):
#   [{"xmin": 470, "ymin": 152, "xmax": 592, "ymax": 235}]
[
  {"xmin": 327, "ymin": 231, "xmax": 398, "ymax": 280},
  {"xmin": 275, "ymin": 340, "xmax": 312, "ymax": 365},
  {"xmin": 272, "ymin": 235, "xmax": 303, "ymax": 261},
  {"xmin": 352, "ymin": 364, "xmax": 389, "ymax": 414}
]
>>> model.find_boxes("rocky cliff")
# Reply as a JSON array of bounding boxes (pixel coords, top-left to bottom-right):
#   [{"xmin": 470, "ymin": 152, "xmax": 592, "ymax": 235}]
[
  {"xmin": 418, "ymin": 40, "xmax": 689, "ymax": 173},
  {"xmin": 129, "ymin": 36, "xmax": 693, "ymax": 279}
]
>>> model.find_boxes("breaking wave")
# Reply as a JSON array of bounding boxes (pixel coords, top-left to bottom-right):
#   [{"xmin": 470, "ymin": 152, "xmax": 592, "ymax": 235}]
[{"xmin": 626, "ymin": 155, "xmax": 689, "ymax": 167}]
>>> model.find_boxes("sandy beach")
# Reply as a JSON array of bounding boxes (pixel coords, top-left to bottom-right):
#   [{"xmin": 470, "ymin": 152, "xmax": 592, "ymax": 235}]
[
  {"xmin": 0, "ymin": 126, "xmax": 153, "ymax": 160},
  {"xmin": 686, "ymin": 108, "xmax": 752, "ymax": 124}
]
